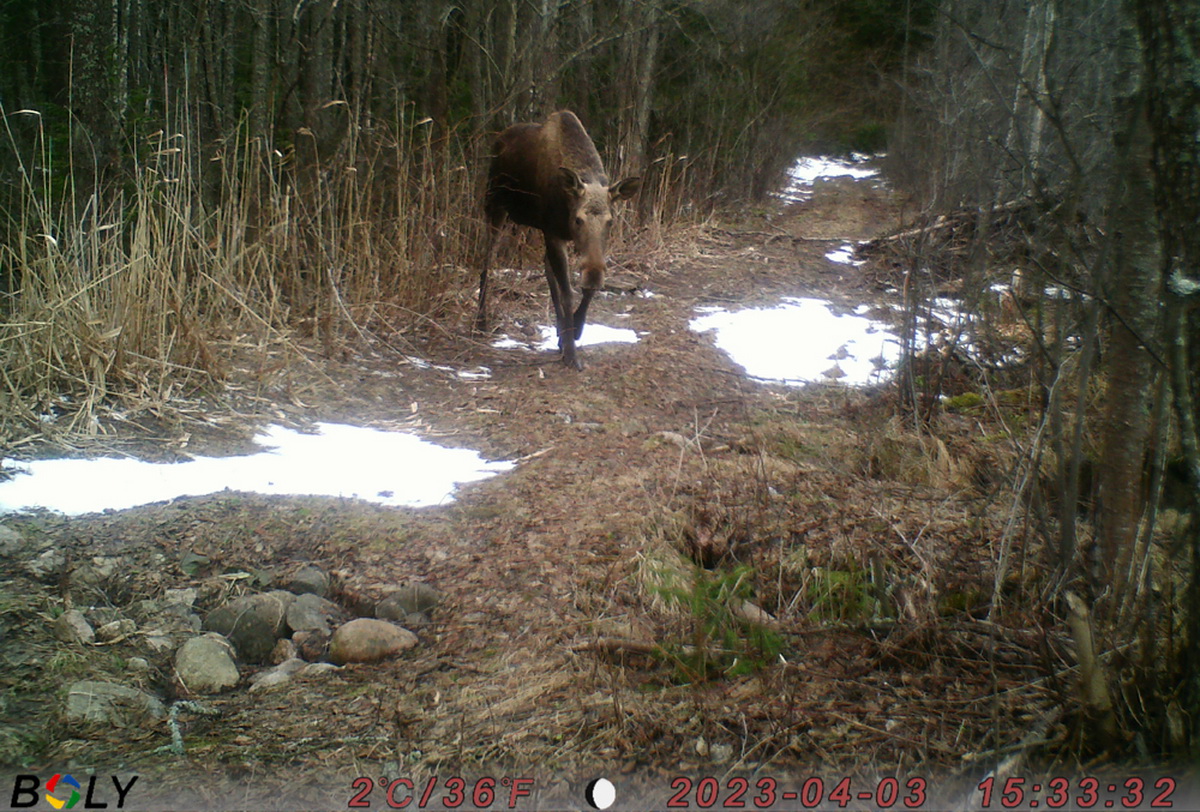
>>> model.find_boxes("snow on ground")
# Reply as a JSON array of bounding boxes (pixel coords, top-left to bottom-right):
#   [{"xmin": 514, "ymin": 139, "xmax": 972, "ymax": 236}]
[
  {"xmin": 690, "ymin": 297, "xmax": 901, "ymax": 386},
  {"xmin": 0, "ymin": 423, "xmax": 514, "ymax": 515}
]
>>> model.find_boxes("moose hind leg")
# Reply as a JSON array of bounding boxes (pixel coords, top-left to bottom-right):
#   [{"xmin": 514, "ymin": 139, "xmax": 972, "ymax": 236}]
[{"xmin": 475, "ymin": 222, "xmax": 502, "ymax": 333}]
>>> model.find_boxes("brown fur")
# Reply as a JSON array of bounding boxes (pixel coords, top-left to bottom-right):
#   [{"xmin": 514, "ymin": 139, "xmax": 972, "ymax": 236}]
[{"xmin": 476, "ymin": 111, "xmax": 640, "ymax": 369}]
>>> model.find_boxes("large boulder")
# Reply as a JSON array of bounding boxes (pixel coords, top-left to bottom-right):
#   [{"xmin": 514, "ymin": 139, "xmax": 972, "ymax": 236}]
[
  {"xmin": 175, "ymin": 634, "xmax": 240, "ymax": 694},
  {"xmin": 64, "ymin": 680, "xmax": 165, "ymax": 727},
  {"xmin": 203, "ymin": 592, "xmax": 294, "ymax": 663},
  {"xmin": 329, "ymin": 619, "xmax": 417, "ymax": 665}
]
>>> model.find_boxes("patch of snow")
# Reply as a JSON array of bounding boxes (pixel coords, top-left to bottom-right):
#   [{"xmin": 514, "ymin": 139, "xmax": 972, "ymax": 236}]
[
  {"xmin": 0, "ymin": 423, "xmax": 514, "ymax": 516},
  {"xmin": 775, "ymin": 155, "xmax": 881, "ymax": 203},
  {"xmin": 493, "ymin": 324, "xmax": 640, "ymax": 351},
  {"xmin": 931, "ymin": 297, "xmax": 964, "ymax": 326},
  {"xmin": 825, "ymin": 243, "xmax": 865, "ymax": 266},
  {"xmin": 404, "ymin": 355, "xmax": 492, "ymax": 380},
  {"xmin": 690, "ymin": 297, "xmax": 901, "ymax": 386}
]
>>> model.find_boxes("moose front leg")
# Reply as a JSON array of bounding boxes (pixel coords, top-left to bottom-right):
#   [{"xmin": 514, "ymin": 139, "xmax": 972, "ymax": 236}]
[
  {"xmin": 572, "ymin": 288, "xmax": 595, "ymax": 342},
  {"xmin": 544, "ymin": 238, "xmax": 581, "ymax": 368}
]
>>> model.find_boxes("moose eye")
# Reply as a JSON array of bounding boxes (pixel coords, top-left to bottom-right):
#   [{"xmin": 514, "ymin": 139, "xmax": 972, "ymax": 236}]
[{"xmin": 575, "ymin": 216, "xmax": 585, "ymax": 227}]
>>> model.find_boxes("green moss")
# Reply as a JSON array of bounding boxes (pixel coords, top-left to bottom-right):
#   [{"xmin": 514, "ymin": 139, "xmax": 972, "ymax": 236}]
[{"xmin": 943, "ymin": 392, "xmax": 985, "ymax": 411}]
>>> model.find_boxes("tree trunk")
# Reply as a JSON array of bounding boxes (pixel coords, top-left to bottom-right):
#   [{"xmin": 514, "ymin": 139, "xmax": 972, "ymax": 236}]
[
  {"xmin": 616, "ymin": 0, "xmax": 660, "ymax": 175},
  {"xmin": 1131, "ymin": 0, "xmax": 1200, "ymax": 741},
  {"xmin": 1094, "ymin": 20, "xmax": 1161, "ymax": 619},
  {"xmin": 251, "ymin": 0, "xmax": 274, "ymax": 141},
  {"xmin": 70, "ymin": 0, "xmax": 119, "ymax": 170},
  {"xmin": 1001, "ymin": 0, "xmax": 1055, "ymax": 199},
  {"xmin": 299, "ymin": 0, "xmax": 336, "ymax": 152}
]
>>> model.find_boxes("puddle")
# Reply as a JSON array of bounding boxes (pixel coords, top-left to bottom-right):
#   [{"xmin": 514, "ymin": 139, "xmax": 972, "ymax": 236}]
[
  {"xmin": 690, "ymin": 297, "xmax": 901, "ymax": 386},
  {"xmin": 776, "ymin": 154, "xmax": 880, "ymax": 204},
  {"xmin": 494, "ymin": 324, "xmax": 640, "ymax": 351},
  {"xmin": 0, "ymin": 423, "xmax": 514, "ymax": 516}
]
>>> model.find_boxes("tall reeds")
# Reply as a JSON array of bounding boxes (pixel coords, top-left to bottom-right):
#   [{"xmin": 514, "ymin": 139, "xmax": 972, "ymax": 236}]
[
  {"xmin": 0, "ymin": 106, "xmax": 488, "ymax": 447},
  {"xmin": 0, "ymin": 105, "xmax": 693, "ymax": 448}
]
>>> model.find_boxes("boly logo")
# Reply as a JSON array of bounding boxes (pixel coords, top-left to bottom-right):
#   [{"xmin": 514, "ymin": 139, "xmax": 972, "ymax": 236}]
[
  {"xmin": 9, "ymin": 774, "xmax": 139, "ymax": 809},
  {"xmin": 44, "ymin": 774, "xmax": 81, "ymax": 809}
]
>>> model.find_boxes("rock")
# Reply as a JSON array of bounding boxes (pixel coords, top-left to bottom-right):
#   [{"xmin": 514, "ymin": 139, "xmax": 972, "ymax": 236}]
[
  {"xmin": 270, "ymin": 638, "xmax": 297, "ymax": 664},
  {"xmin": 159, "ymin": 605, "xmax": 203, "ymax": 633},
  {"xmin": 24, "ymin": 547, "xmax": 65, "ymax": 581},
  {"xmin": 127, "ymin": 657, "xmax": 151, "ymax": 674},
  {"xmin": 143, "ymin": 633, "xmax": 175, "ymax": 653},
  {"xmin": 138, "ymin": 592, "xmax": 203, "ymax": 630},
  {"xmin": 224, "ymin": 614, "xmax": 275, "ymax": 664},
  {"xmin": 195, "ymin": 577, "xmax": 228, "ymax": 606},
  {"xmin": 0, "ymin": 523, "xmax": 28, "ymax": 557},
  {"xmin": 300, "ymin": 662, "xmax": 341, "ymax": 677},
  {"xmin": 336, "ymin": 584, "xmax": 377, "ymax": 618},
  {"xmin": 53, "ymin": 610, "xmax": 95, "ymax": 645},
  {"xmin": 248, "ymin": 568, "xmax": 277, "ymax": 589},
  {"xmin": 373, "ymin": 597, "xmax": 406, "ymax": 622},
  {"xmin": 132, "ymin": 598, "xmax": 161, "ymax": 617},
  {"xmin": 179, "ymin": 552, "xmax": 210, "ymax": 576},
  {"xmin": 135, "ymin": 605, "xmax": 200, "ymax": 659},
  {"xmin": 293, "ymin": 629, "xmax": 331, "ymax": 662},
  {"xmin": 86, "ymin": 606, "xmax": 124, "ymax": 627},
  {"xmin": 403, "ymin": 612, "xmax": 431, "ymax": 629},
  {"xmin": 248, "ymin": 658, "xmax": 308, "ymax": 692},
  {"xmin": 64, "ymin": 680, "xmax": 165, "ymax": 727},
  {"xmin": 375, "ymin": 582, "xmax": 442, "ymax": 620},
  {"xmin": 288, "ymin": 565, "xmax": 330, "ymax": 597},
  {"xmin": 174, "ymin": 634, "xmax": 240, "ymax": 694},
  {"xmin": 162, "ymin": 587, "xmax": 198, "ymax": 607},
  {"xmin": 286, "ymin": 593, "xmax": 345, "ymax": 634},
  {"xmin": 206, "ymin": 592, "xmax": 292, "ymax": 637},
  {"xmin": 329, "ymin": 619, "xmax": 417, "ymax": 665},
  {"xmin": 264, "ymin": 589, "xmax": 298, "ymax": 619},
  {"xmin": 204, "ymin": 592, "xmax": 293, "ymax": 664},
  {"xmin": 212, "ymin": 615, "xmax": 274, "ymax": 664},
  {"xmin": 95, "ymin": 618, "xmax": 137, "ymax": 642},
  {"xmin": 72, "ymin": 556, "xmax": 120, "ymax": 587}
]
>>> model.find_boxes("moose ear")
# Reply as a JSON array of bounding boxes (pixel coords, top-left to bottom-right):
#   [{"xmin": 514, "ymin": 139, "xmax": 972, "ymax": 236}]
[
  {"xmin": 609, "ymin": 176, "xmax": 641, "ymax": 201},
  {"xmin": 560, "ymin": 166, "xmax": 585, "ymax": 197}
]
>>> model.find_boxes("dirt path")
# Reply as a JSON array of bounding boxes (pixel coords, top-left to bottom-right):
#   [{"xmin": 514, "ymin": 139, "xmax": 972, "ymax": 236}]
[{"xmin": 0, "ymin": 172, "xmax": 1042, "ymax": 808}]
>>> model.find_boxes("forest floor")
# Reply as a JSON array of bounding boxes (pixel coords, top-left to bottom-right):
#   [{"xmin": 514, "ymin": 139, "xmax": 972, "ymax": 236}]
[{"xmin": 0, "ymin": 169, "xmax": 1094, "ymax": 810}]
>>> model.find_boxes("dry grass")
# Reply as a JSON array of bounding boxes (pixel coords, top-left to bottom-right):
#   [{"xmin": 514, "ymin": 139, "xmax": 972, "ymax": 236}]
[{"xmin": 0, "ymin": 106, "xmax": 695, "ymax": 454}]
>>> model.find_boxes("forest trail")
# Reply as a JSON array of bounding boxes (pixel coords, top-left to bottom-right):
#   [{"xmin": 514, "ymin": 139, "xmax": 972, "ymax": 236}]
[{"xmin": 1, "ymin": 166, "xmax": 1032, "ymax": 807}]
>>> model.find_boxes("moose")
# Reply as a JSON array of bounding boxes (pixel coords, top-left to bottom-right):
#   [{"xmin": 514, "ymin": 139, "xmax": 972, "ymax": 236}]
[{"xmin": 475, "ymin": 110, "xmax": 640, "ymax": 369}]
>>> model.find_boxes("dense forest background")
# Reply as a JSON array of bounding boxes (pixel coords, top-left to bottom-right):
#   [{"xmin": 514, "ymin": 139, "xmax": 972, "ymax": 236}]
[
  {"xmin": 0, "ymin": 0, "xmax": 913, "ymax": 204},
  {"xmin": 1, "ymin": 0, "xmax": 1199, "ymax": 760},
  {"xmin": 0, "ymin": 0, "xmax": 918, "ymax": 431}
]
